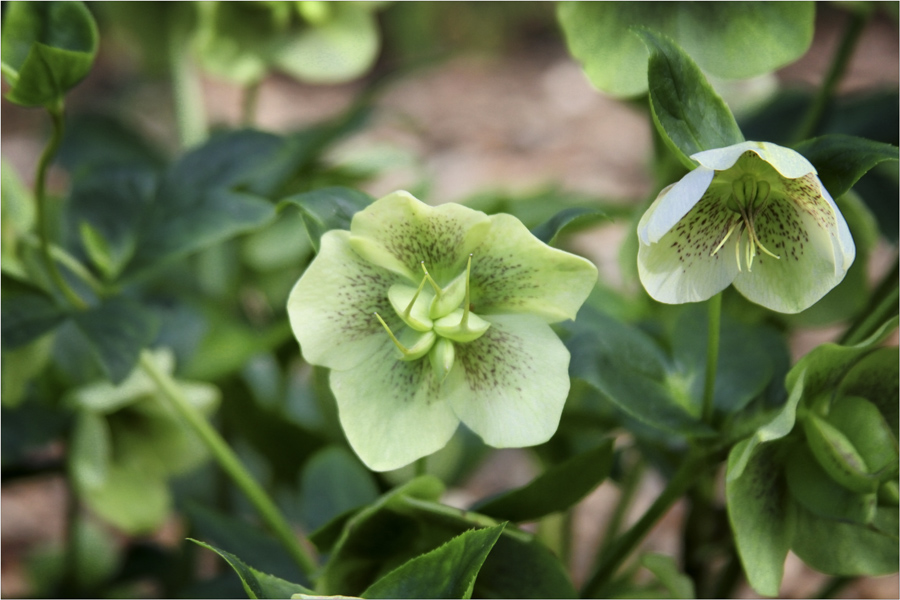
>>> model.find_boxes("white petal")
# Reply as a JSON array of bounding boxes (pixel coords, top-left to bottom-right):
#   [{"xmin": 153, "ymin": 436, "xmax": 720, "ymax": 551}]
[
  {"xmin": 692, "ymin": 141, "xmax": 815, "ymax": 179},
  {"xmin": 638, "ymin": 167, "xmax": 715, "ymax": 245},
  {"xmin": 443, "ymin": 314, "xmax": 570, "ymax": 448},
  {"xmin": 330, "ymin": 339, "xmax": 460, "ymax": 472}
]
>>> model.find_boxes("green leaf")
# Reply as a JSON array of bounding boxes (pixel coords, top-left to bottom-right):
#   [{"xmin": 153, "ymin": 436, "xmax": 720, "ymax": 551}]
[
  {"xmin": 725, "ymin": 440, "xmax": 794, "ymax": 597},
  {"xmin": 472, "ymin": 439, "xmax": 614, "ymax": 522},
  {"xmin": 71, "ymin": 297, "xmax": 160, "ymax": 384},
  {"xmin": 557, "ymin": 2, "xmax": 813, "ymax": 98},
  {"xmin": 362, "ymin": 524, "xmax": 505, "ymax": 600},
  {"xmin": 640, "ymin": 553, "xmax": 696, "ymax": 599},
  {"xmin": 838, "ymin": 347, "xmax": 899, "ymax": 439},
  {"xmin": 1, "ymin": 275, "xmax": 66, "ymax": 350},
  {"xmin": 190, "ymin": 540, "xmax": 314, "ymax": 599},
  {"xmin": 300, "ymin": 446, "xmax": 380, "ymax": 532},
  {"xmin": 1, "ymin": 1, "xmax": 99, "ymax": 107},
  {"xmin": 794, "ymin": 134, "xmax": 899, "ymax": 199},
  {"xmin": 791, "ymin": 505, "xmax": 899, "ymax": 577},
  {"xmin": 637, "ymin": 29, "xmax": 744, "ymax": 168},
  {"xmin": 530, "ymin": 207, "xmax": 605, "ymax": 246},
  {"xmin": 827, "ymin": 395, "xmax": 898, "ymax": 480},
  {"xmin": 279, "ymin": 187, "xmax": 373, "ymax": 252}
]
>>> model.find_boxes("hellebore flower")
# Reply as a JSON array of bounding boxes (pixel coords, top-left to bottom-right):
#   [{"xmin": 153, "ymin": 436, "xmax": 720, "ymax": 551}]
[
  {"xmin": 288, "ymin": 191, "xmax": 597, "ymax": 471},
  {"xmin": 637, "ymin": 141, "xmax": 855, "ymax": 313}
]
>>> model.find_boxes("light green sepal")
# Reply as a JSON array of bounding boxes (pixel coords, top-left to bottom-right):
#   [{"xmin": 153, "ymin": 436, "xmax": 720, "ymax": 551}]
[
  {"xmin": 388, "ymin": 283, "xmax": 434, "ymax": 332},
  {"xmin": 429, "ymin": 270, "xmax": 467, "ymax": 319},
  {"xmin": 433, "ymin": 309, "xmax": 491, "ymax": 343},
  {"xmin": 396, "ymin": 329, "xmax": 437, "ymax": 361},
  {"xmin": 429, "ymin": 337, "xmax": 455, "ymax": 383},
  {"xmin": 349, "ymin": 234, "xmax": 417, "ymax": 280}
]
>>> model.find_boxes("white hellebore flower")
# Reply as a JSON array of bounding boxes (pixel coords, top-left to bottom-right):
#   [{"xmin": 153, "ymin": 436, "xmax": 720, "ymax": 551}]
[{"xmin": 637, "ymin": 141, "xmax": 855, "ymax": 313}]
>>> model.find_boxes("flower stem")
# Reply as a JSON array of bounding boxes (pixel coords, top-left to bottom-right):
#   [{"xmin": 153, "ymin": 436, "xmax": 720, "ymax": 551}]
[
  {"xmin": 839, "ymin": 256, "xmax": 898, "ymax": 346},
  {"xmin": 580, "ymin": 450, "xmax": 709, "ymax": 598},
  {"xmin": 792, "ymin": 7, "xmax": 869, "ymax": 143},
  {"xmin": 35, "ymin": 104, "xmax": 88, "ymax": 310},
  {"xmin": 701, "ymin": 293, "xmax": 722, "ymax": 424},
  {"xmin": 139, "ymin": 351, "xmax": 317, "ymax": 578},
  {"xmin": 241, "ymin": 79, "xmax": 262, "ymax": 127},
  {"xmin": 597, "ymin": 451, "xmax": 645, "ymax": 557},
  {"xmin": 167, "ymin": 12, "xmax": 206, "ymax": 148}
]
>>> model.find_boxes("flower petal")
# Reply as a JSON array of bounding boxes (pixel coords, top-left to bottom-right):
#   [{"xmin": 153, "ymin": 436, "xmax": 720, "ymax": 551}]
[
  {"xmin": 469, "ymin": 213, "xmax": 597, "ymax": 323},
  {"xmin": 330, "ymin": 339, "xmax": 459, "ymax": 471},
  {"xmin": 692, "ymin": 141, "xmax": 815, "ymax": 179},
  {"xmin": 733, "ymin": 175, "xmax": 855, "ymax": 313},
  {"xmin": 348, "ymin": 190, "xmax": 492, "ymax": 283},
  {"xmin": 287, "ymin": 229, "xmax": 405, "ymax": 371},
  {"xmin": 444, "ymin": 314, "xmax": 570, "ymax": 448},
  {"xmin": 638, "ymin": 187, "xmax": 741, "ymax": 304},
  {"xmin": 638, "ymin": 167, "xmax": 715, "ymax": 244}
]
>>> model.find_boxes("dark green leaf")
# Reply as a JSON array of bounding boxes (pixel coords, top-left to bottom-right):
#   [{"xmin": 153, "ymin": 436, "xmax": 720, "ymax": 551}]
[
  {"xmin": 794, "ymin": 134, "xmax": 899, "ymax": 199},
  {"xmin": 362, "ymin": 524, "xmax": 505, "ymax": 600},
  {"xmin": 1, "ymin": 275, "xmax": 66, "ymax": 349},
  {"xmin": 1, "ymin": 1, "xmax": 99, "ymax": 107},
  {"xmin": 58, "ymin": 114, "xmax": 166, "ymax": 172},
  {"xmin": 725, "ymin": 440, "xmax": 793, "ymax": 597},
  {"xmin": 279, "ymin": 187, "xmax": 373, "ymax": 252},
  {"xmin": 637, "ymin": 29, "xmax": 744, "ymax": 168},
  {"xmin": 190, "ymin": 540, "xmax": 314, "ymax": 599},
  {"xmin": 472, "ymin": 439, "xmax": 614, "ymax": 522},
  {"xmin": 530, "ymin": 207, "xmax": 605, "ymax": 246},
  {"xmin": 838, "ymin": 347, "xmax": 900, "ymax": 439},
  {"xmin": 300, "ymin": 446, "xmax": 380, "ymax": 532},
  {"xmin": 71, "ymin": 297, "xmax": 160, "ymax": 384}
]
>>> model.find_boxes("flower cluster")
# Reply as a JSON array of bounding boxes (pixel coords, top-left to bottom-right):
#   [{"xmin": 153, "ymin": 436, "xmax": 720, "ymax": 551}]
[{"xmin": 288, "ymin": 191, "xmax": 597, "ymax": 471}]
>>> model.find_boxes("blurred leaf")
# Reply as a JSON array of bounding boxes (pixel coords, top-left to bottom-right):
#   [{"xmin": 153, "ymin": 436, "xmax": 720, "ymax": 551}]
[
  {"xmin": 725, "ymin": 441, "xmax": 793, "ymax": 597},
  {"xmin": 1, "ymin": 275, "xmax": 67, "ymax": 350},
  {"xmin": 472, "ymin": 439, "xmax": 614, "ymax": 522},
  {"xmin": 362, "ymin": 524, "xmax": 505, "ymax": 600},
  {"xmin": 640, "ymin": 553, "xmax": 695, "ymax": 599},
  {"xmin": 530, "ymin": 207, "xmax": 606, "ymax": 246},
  {"xmin": 190, "ymin": 539, "xmax": 314, "ymax": 599},
  {"xmin": 1, "ymin": 332, "xmax": 53, "ymax": 408},
  {"xmin": 58, "ymin": 114, "xmax": 166, "ymax": 172},
  {"xmin": 279, "ymin": 187, "xmax": 373, "ymax": 252},
  {"xmin": 557, "ymin": 2, "xmax": 813, "ymax": 98},
  {"xmin": 795, "ymin": 134, "xmax": 899, "ymax": 200},
  {"xmin": 637, "ymin": 29, "xmax": 744, "ymax": 168},
  {"xmin": 1, "ymin": 1, "xmax": 99, "ymax": 107},
  {"xmin": 300, "ymin": 446, "xmax": 380, "ymax": 533}
]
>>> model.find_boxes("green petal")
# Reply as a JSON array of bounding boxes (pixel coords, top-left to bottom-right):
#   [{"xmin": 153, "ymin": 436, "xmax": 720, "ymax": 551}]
[
  {"xmin": 287, "ymin": 229, "xmax": 405, "ymax": 371},
  {"xmin": 733, "ymin": 177, "xmax": 854, "ymax": 313},
  {"xmin": 692, "ymin": 141, "xmax": 815, "ymax": 179},
  {"xmin": 469, "ymin": 214, "xmax": 597, "ymax": 323},
  {"xmin": 349, "ymin": 191, "xmax": 491, "ymax": 283},
  {"xmin": 444, "ymin": 314, "xmax": 570, "ymax": 448},
  {"xmin": 330, "ymin": 340, "xmax": 459, "ymax": 471},
  {"xmin": 638, "ymin": 189, "xmax": 740, "ymax": 304}
]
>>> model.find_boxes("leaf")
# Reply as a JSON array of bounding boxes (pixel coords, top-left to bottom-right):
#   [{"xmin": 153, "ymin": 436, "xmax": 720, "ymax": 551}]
[
  {"xmin": 1, "ymin": 275, "xmax": 67, "ymax": 350},
  {"xmin": 1, "ymin": 1, "xmax": 99, "ymax": 107},
  {"xmin": 640, "ymin": 553, "xmax": 695, "ymax": 599},
  {"xmin": 794, "ymin": 134, "xmax": 899, "ymax": 199},
  {"xmin": 637, "ymin": 29, "xmax": 744, "ymax": 169},
  {"xmin": 361, "ymin": 524, "xmax": 505, "ymax": 600},
  {"xmin": 190, "ymin": 540, "xmax": 314, "ymax": 599},
  {"xmin": 557, "ymin": 2, "xmax": 813, "ymax": 98},
  {"xmin": 300, "ymin": 446, "xmax": 380, "ymax": 533},
  {"xmin": 838, "ymin": 347, "xmax": 900, "ymax": 439},
  {"xmin": 471, "ymin": 439, "xmax": 614, "ymax": 522},
  {"xmin": 71, "ymin": 297, "xmax": 160, "ymax": 384},
  {"xmin": 279, "ymin": 187, "xmax": 373, "ymax": 252},
  {"xmin": 530, "ymin": 207, "xmax": 605, "ymax": 246},
  {"xmin": 725, "ymin": 440, "xmax": 794, "ymax": 597}
]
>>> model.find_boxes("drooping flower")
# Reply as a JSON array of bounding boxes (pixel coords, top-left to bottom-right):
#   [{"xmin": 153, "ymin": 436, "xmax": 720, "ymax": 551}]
[
  {"xmin": 637, "ymin": 141, "xmax": 855, "ymax": 313},
  {"xmin": 287, "ymin": 191, "xmax": 598, "ymax": 471}
]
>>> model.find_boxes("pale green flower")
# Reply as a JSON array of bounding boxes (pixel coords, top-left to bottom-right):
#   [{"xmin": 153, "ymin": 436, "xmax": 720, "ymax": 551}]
[
  {"xmin": 638, "ymin": 141, "xmax": 855, "ymax": 313},
  {"xmin": 288, "ymin": 191, "xmax": 598, "ymax": 471}
]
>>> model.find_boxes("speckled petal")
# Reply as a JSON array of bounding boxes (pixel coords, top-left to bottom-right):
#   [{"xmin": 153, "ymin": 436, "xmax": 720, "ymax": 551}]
[
  {"xmin": 638, "ymin": 167, "xmax": 715, "ymax": 245},
  {"xmin": 444, "ymin": 314, "xmax": 570, "ymax": 448},
  {"xmin": 733, "ymin": 174, "xmax": 855, "ymax": 313},
  {"xmin": 468, "ymin": 213, "xmax": 597, "ymax": 323},
  {"xmin": 348, "ymin": 190, "xmax": 492, "ymax": 283},
  {"xmin": 330, "ymin": 339, "xmax": 459, "ymax": 471},
  {"xmin": 692, "ymin": 141, "xmax": 815, "ymax": 179},
  {"xmin": 637, "ymin": 187, "xmax": 741, "ymax": 304},
  {"xmin": 287, "ymin": 229, "xmax": 405, "ymax": 371}
]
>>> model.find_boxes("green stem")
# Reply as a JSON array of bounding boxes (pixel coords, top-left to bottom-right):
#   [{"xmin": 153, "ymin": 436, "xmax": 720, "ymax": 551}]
[
  {"xmin": 701, "ymin": 293, "xmax": 722, "ymax": 425},
  {"xmin": 581, "ymin": 450, "xmax": 710, "ymax": 598},
  {"xmin": 792, "ymin": 8, "xmax": 868, "ymax": 142},
  {"xmin": 167, "ymin": 15, "xmax": 206, "ymax": 148},
  {"xmin": 21, "ymin": 233, "xmax": 107, "ymax": 297},
  {"xmin": 241, "ymin": 79, "xmax": 262, "ymax": 127},
  {"xmin": 839, "ymin": 256, "xmax": 899, "ymax": 345},
  {"xmin": 414, "ymin": 457, "xmax": 427, "ymax": 477},
  {"xmin": 139, "ymin": 351, "xmax": 317, "ymax": 578},
  {"xmin": 35, "ymin": 104, "xmax": 88, "ymax": 310},
  {"xmin": 597, "ymin": 452, "xmax": 645, "ymax": 557}
]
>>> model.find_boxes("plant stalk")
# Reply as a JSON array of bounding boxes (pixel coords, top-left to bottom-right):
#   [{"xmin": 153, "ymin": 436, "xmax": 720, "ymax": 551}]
[
  {"xmin": 701, "ymin": 293, "xmax": 722, "ymax": 424},
  {"xmin": 839, "ymin": 255, "xmax": 899, "ymax": 345},
  {"xmin": 167, "ymin": 13, "xmax": 207, "ymax": 148},
  {"xmin": 140, "ymin": 351, "xmax": 317, "ymax": 578}
]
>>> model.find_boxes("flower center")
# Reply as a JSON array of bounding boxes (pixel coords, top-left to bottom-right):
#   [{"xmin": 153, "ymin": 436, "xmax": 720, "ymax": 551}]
[
  {"xmin": 373, "ymin": 254, "xmax": 490, "ymax": 381},
  {"xmin": 711, "ymin": 174, "xmax": 780, "ymax": 272}
]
